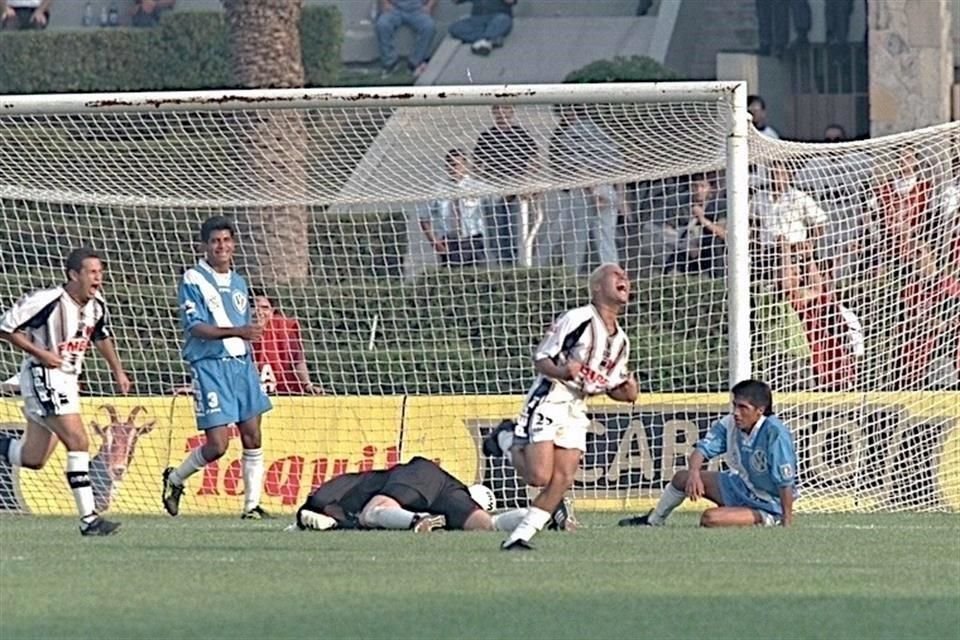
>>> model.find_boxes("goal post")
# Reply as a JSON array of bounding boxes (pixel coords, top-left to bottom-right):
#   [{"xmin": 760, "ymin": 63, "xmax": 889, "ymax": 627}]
[{"xmin": 0, "ymin": 82, "xmax": 957, "ymax": 517}]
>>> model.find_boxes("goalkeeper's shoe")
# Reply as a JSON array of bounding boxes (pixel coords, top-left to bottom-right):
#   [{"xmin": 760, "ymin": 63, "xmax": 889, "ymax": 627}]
[
  {"xmin": 241, "ymin": 505, "xmax": 273, "ymax": 520},
  {"xmin": 501, "ymin": 538, "xmax": 534, "ymax": 551},
  {"xmin": 482, "ymin": 419, "xmax": 515, "ymax": 458},
  {"xmin": 80, "ymin": 514, "xmax": 121, "ymax": 536},
  {"xmin": 547, "ymin": 497, "xmax": 577, "ymax": 532},
  {"xmin": 618, "ymin": 510, "xmax": 656, "ymax": 527},
  {"xmin": 296, "ymin": 507, "xmax": 338, "ymax": 531},
  {"xmin": 161, "ymin": 467, "xmax": 184, "ymax": 517},
  {"xmin": 411, "ymin": 513, "xmax": 445, "ymax": 533}
]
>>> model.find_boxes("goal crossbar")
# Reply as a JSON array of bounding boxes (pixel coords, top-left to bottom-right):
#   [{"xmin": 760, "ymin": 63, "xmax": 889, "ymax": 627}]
[{"xmin": 0, "ymin": 82, "xmax": 746, "ymax": 114}]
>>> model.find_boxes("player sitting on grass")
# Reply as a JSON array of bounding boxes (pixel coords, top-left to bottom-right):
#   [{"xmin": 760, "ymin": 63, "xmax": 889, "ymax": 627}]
[
  {"xmin": 619, "ymin": 379, "xmax": 797, "ymax": 528},
  {"xmin": 484, "ymin": 263, "xmax": 639, "ymax": 550},
  {"xmin": 293, "ymin": 456, "xmax": 530, "ymax": 532}
]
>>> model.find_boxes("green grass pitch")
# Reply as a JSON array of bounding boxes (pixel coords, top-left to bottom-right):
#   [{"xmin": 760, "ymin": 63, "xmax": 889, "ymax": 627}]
[{"xmin": 2, "ymin": 512, "xmax": 958, "ymax": 639}]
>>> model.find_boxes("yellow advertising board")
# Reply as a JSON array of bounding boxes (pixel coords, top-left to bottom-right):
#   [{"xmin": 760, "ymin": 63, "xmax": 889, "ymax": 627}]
[
  {"xmin": 0, "ymin": 392, "xmax": 956, "ymax": 515},
  {"xmin": 0, "ymin": 396, "xmax": 404, "ymax": 515}
]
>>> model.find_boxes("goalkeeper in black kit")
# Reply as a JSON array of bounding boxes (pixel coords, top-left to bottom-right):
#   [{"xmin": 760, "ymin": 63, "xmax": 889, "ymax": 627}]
[{"xmin": 294, "ymin": 457, "xmax": 541, "ymax": 533}]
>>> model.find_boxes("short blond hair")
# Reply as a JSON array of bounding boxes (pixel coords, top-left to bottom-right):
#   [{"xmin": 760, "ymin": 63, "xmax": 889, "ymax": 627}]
[{"xmin": 588, "ymin": 263, "xmax": 619, "ymax": 300}]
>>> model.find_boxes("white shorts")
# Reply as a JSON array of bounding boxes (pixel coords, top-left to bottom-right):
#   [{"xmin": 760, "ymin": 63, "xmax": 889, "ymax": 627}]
[
  {"xmin": 516, "ymin": 398, "xmax": 590, "ymax": 452},
  {"xmin": 20, "ymin": 363, "xmax": 80, "ymax": 420}
]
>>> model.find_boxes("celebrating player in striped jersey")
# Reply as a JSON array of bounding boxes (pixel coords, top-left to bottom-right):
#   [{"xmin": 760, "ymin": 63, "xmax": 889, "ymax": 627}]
[
  {"xmin": 485, "ymin": 263, "xmax": 639, "ymax": 550},
  {"xmin": 161, "ymin": 216, "xmax": 273, "ymax": 519},
  {"xmin": 618, "ymin": 379, "xmax": 797, "ymax": 528},
  {"xmin": 0, "ymin": 248, "xmax": 131, "ymax": 536}
]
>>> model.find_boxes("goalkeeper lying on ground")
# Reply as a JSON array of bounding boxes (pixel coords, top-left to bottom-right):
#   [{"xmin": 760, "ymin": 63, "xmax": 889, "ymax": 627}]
[{"xmin": 293, "ymin": 456, "xmax": 570, "ymax": 533}]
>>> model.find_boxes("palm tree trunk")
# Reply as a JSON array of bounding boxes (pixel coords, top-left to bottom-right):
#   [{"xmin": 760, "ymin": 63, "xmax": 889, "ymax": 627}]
[{"xmin": 222, "ymin": 0, "xmax": 309, "ymax": 284}]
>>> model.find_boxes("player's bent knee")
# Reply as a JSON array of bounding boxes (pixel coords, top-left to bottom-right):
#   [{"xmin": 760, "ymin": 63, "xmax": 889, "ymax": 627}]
[
  {"xmin": 462, "ymin": 509, "xmax": 494, "ymax": 531},
  {"xmin": 18, "ymin": 458, "xmax": 45, "ymax": 471},
  {"xmin": 671, "ymin": 470, "xmax": 689, "ymax": 490},
  {"xmin": 699, "ymin": 509, "xmax": 722, "ymax": 527},
  {"xmin": 203, "ymin": 442, "xmax": 228, "ymax": 460},
  {"xmin": 60, "ymin": 432, "xmax": 89, "ymax": 452},
  {"xmin": 525, "ymin": 467, "xmax": 552, "ymax": 487}
]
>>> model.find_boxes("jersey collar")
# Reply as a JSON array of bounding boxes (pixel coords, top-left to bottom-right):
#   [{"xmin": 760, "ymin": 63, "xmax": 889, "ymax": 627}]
[
  {"xmin": 741, "ymin": 415, "xmax": 766, "ymax": 445},
  {"xmin": 196, "ymin": 258, "xmax": 233, "ymax": 287}
]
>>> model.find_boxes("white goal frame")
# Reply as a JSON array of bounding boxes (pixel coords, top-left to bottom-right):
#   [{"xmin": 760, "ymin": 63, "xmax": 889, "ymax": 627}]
[{"xmin": 0, "ymin": 81, "xmax": 753, "ymax": 386}]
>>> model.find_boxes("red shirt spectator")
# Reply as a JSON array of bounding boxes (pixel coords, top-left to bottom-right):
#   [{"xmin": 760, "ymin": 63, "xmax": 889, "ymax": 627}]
[
  {"xmin": 251, "ymin": 295, "xmax": 321, "ymax": 395},
  {"xmin": 877, "ymin": 148, "xmax": 932, "ymax": 239},
  {"xmin": 783, "ymin": 241, "xmax": 857, "ymax": 390},
  {"xmin": 796, "ymin": 292, "xmax": 857, "ymax": 390},
  {"xmin": 895, "ymin": 246, "xmax": 960, "ymax": 388}
]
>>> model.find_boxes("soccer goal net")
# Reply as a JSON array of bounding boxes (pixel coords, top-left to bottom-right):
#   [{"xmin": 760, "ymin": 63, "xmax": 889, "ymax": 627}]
[{"xmin": 0, "ymin": 84, "xmax": 956, "ymax": 517}]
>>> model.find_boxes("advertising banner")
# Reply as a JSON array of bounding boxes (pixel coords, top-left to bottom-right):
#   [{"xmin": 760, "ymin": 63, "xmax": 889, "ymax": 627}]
[{"xmin": 0, "ymin": 392, "xmax": 956, "ymax": 514}]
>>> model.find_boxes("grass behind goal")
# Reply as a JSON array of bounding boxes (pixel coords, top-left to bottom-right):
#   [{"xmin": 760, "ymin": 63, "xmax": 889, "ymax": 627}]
[{"xmin": 2, "ymin": 513, "xmax": 957, "ymax": 640}]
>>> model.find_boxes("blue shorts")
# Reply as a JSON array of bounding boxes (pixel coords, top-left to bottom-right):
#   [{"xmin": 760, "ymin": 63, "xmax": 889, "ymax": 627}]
[
  {"xmin": 189, "ymin": 357, "xmax": 272, "ymax": 430},
  {"xmin": 718, "ymin": 472, "xmax": 782, "ymax": 517}
]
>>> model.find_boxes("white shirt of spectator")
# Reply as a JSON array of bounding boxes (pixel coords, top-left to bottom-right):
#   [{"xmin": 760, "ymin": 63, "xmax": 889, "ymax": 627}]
[
  {"xmin": 421, "ymin": 176, "xmax": 490, "ymax": 240},
  {"xmin": 937, "ymin": 179, "xmax": 960, "ymax": 233},
  {"xmin": 757, "ymin": 125, "xmax": 780, "ymax": 140},
  {"xmin": 752, "ymin": 187, "xmax": 828, "ymax": 244},
  {"xmin": 7, "ymin": 0, "xmax": 42, "ymax": 8},
  {"xmin": 839, "ymin": 303, "xmax": 865, "ymax": 358}
]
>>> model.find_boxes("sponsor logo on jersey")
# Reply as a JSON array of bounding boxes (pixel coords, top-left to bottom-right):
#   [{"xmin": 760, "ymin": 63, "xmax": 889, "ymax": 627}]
[
  {"xmin": 750, "ymin": 449, "xmax": 768, "ymax": 473},
  {"xmin": 58, "ymin": 337, "xmax": 89, "ymax": 355},
  {"xmin": 232, "ymin": 291, "xmax": 248, "ymax": 313}
]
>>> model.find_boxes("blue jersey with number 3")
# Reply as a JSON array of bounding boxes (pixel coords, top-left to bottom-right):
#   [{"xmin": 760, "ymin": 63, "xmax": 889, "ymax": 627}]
[
  {"xmin": 178, "ymin": 259, "xmax": 251, "ymax": 363},
  {"xmin": 695, "ymin": 414, "xmax": 798, "ymax": 505}
]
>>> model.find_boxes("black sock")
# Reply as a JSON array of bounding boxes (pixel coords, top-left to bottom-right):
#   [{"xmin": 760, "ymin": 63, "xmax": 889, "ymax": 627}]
[{"xmin": 0, "ymin": 436, "xmax": 11, "ymax": 464}]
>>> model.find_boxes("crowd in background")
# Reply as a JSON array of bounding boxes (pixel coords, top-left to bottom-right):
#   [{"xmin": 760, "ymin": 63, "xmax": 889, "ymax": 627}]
[{"xmin": 412, "ymin": 94, "xmax": 960, "ymax": 392}]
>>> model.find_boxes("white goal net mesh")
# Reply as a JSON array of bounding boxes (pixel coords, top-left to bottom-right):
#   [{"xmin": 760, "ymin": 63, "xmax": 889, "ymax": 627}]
[{"xmin": 0, "ymin": 88, "xmax": 956, "ymax": 516}]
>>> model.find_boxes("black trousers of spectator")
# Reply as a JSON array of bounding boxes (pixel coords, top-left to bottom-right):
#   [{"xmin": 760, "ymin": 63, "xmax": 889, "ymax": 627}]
[
  {"xmin": 2, "ymin": 8, "xmax": 49, "ymax": 30},
  {"xmin": 487, "ymin": 195, "xmax": 521, "ymax": 266},
  {"xmin": 756, "ymin": 0, "xmax": 811, "ymax": 55},
  {"xmin": 825, "ymin": 0, "xmax": 854, "ymax": 44},
  {"xmin": 440, "ymin": 235, "xmax": 486, "ymax": 267}
]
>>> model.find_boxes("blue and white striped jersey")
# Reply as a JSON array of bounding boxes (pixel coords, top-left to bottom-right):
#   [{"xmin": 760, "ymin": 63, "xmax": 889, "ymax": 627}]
[{"xmin": 178, "ymin": 259, "xmax": 250, "ymax": 363}]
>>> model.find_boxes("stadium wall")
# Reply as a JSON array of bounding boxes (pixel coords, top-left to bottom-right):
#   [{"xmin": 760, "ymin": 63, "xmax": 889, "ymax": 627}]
[{"xmin": 0, "ymin": 393, "xmax": 957, "ymax": 514}]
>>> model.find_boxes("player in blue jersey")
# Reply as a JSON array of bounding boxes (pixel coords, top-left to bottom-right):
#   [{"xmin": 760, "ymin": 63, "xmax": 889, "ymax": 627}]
[
  {"xmin": 619, "ymin": 379, "xmax": 797, "ymax": 527},
  {"xmin": 161, "ymin": 216, "xmax": 273, "ymax": 519}
]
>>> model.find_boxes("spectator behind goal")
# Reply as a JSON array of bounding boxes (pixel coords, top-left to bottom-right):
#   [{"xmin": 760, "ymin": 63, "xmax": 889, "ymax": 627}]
[
  {"xmin": 129, "ymin": 0, "xmax": 175, "ymax": 27},
  {"xmin": 449, "ymin": 0, "xmax": 516, "ymax": 56},
  {"xmin": 418, "ymin": 148, "xmax": 491, "ymax": 267},
  {"xmin": 251, "ymin": 295, "xmax": 322, "ymax": 395},
  {"xmin": 1, "ymin": 0, "xmax": 52, "ymax": 29}
]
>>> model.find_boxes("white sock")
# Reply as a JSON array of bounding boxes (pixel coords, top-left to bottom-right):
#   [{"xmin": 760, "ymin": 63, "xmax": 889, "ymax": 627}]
[
  {"xmin": 6, "ymin": 439, "xmax": 22, "ymax": 467},
  {"xmin": 65, "ymin": 451, "xmax": 95, "ymax": 519},
  {"xmin": 170, "ymin": 447, "xmax": 208, "ymax": 486},
  {"xmin": 504, "ymin": 506, "xmax": 551, "ymax": 544},
  {"xmin": 649, "ymin": 483, "xmax": 686, "ymax": 525},
  {"xmin": 492, "ymin": 508, "xmax": 529, "ymax": 532},
  {"xmin": 365, "ymin": 506, "xmax": 417, "ymax": 529},
  {"xmin": 242, "ymin": 448, "xmax": 265, "ymax": 512}
]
